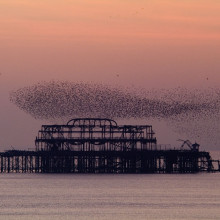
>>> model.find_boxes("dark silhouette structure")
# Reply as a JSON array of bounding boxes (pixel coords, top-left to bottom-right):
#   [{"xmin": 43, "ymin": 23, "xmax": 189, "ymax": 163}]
[{"xmin": 0, "ymin": 118, "xmax": 219, "ymax": 173}]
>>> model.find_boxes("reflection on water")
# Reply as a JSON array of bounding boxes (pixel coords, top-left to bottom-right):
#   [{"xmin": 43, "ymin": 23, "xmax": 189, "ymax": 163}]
[{"xmin": 0, "ymin": 173, "xmax": 220, "ymax": 220}]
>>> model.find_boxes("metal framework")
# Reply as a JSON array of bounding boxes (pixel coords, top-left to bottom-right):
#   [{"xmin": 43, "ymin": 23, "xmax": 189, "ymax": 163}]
[
  {"xmin": 0, "ymin": 118, "xmax": 219, "ymax": 174},
  {"xmin": 35, "ymin": 118, "xmax": 157, "ymax": 152}
]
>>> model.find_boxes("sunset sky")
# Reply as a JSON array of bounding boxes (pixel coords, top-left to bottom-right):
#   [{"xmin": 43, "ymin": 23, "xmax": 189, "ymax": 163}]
[{"xmin": 0, "ymin": 0, "xmax": 220, "ymax": 150}]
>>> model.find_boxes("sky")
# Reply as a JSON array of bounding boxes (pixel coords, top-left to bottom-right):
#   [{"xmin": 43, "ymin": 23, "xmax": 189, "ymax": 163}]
[{"xmin": 0, "ymin": 0, "xmax": 220, "ymax": 150}]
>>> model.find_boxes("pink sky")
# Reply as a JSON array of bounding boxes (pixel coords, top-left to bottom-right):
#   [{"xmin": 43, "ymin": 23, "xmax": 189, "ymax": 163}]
[{"xmin": 0, "ymin": 0, "xmax": 220, "ymax": 149}]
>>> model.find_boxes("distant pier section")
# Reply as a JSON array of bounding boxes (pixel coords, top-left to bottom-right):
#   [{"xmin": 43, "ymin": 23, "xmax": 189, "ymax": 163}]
[{"xmin": 0, "ymin": 118, "xmax": 219, "ymax": 173}]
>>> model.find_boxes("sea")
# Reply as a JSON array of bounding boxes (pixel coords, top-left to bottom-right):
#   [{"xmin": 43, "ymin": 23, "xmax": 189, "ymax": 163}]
[{"xmin": 0, "ymin": 172, "xmax": 220, "ymax": 220}]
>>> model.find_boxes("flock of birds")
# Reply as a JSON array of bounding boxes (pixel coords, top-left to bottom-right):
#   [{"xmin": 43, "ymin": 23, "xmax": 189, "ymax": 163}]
[{"xmin": 9, "ymin": 81, "xmax": 220, "ymax": 146}]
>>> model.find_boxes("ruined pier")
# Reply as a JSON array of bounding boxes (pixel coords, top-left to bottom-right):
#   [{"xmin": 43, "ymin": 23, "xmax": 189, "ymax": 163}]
[{"xmin": 0, "ymin": 118, "xmax": 219, "ymax": 173}]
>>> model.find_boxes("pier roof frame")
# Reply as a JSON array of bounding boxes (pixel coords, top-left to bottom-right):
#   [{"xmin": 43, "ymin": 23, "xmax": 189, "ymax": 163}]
[{"xmin": 67, "ymin": 118, "xmax": 118, "ymax": 127}]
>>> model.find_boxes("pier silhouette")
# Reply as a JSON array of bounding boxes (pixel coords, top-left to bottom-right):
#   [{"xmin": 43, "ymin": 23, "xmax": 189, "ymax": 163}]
[{"xmin": 0, "ymin": 118, "xmax": 219, "ymax": 173}]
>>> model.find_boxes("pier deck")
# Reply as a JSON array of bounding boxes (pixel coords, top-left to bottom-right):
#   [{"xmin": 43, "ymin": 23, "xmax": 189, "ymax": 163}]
[{"xmin": 0, "ymin": 149, "xmax": 219, "ymax": 173}]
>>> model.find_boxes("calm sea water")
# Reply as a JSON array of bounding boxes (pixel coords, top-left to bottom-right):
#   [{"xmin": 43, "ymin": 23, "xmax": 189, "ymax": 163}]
[{"xmin": 0, "ymin": 173, "xmax": 220, "ymax": 220}]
